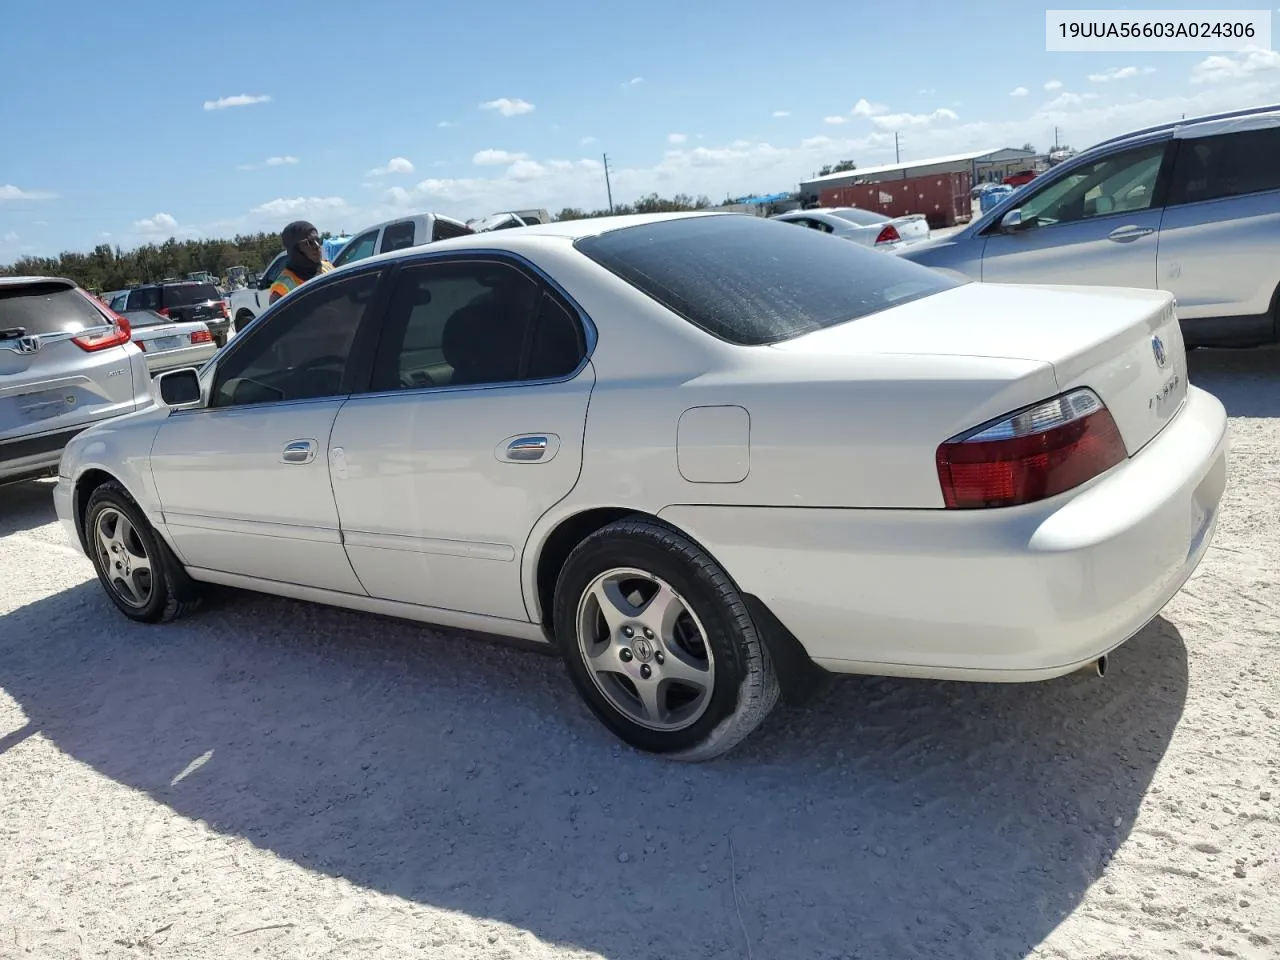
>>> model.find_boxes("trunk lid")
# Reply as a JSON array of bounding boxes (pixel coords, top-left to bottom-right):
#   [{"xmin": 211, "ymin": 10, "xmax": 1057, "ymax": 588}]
[{"xmin": 772, "ymin": 282, "xmax": 1186, "ymax": 455}]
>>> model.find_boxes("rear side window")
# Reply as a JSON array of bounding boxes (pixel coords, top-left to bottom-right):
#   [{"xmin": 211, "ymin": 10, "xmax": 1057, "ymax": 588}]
[
  {"xmin": 575, "ymin": 215, "xmax": 960, "ymax": 346},
  {"xmin": 162, "ymin": 284, "xmax": 219, "ymax": 307},
  {"xmin": 380, "ymin": 220, "xmax": 417, "ymax": 253},
  {"xmin": 0, "ymin": 283, "xmax": 108, "ymax": 336},
  {"xmin": 1167, "ymin": 127, "xmax": 1280, "ymax": 205}
]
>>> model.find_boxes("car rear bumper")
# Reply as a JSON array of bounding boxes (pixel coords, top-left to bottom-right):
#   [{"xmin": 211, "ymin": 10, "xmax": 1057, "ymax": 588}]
[
  {"xmin": 143, "ymin": 342, "xmax": 218, "ymax": 375},
  {"xmin": 1, "ymin": 425, "xmax": 91, "ymax": 484},
  {"xmin": 658, "ymin": 385, "xmax": 1228, "ymax": 682},
  {"xmin": 53, "ymin": 473, "xmax": 80, "ymax": 550}
]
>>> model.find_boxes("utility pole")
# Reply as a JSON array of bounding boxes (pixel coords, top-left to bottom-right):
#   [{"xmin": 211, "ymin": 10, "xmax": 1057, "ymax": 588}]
[
  {"xmin": 1053, "ymin": 125, "xmax": 1061, "ymax": 150},
  {"xmin": 602, "ymin": 153, "xmax": 614, "ymax": 213},
  {"xmin": 894, "ymin": 132, "xmax": 901, "ymax": 164}
]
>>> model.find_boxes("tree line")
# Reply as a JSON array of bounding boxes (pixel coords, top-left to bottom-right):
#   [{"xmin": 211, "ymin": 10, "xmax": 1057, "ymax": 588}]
[{"xmin": 0, "ymin": 191, "xmax": 719, "ymax": 293}]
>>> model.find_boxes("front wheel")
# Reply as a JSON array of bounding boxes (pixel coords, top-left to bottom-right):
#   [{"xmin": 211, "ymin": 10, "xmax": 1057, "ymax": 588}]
[
  {"xmin": 553, "ymin": 517, "xmax": 779, "ymax": 761},
  {"xmin": 84, "ymin": 481, "xmax": 201, "ymax": 623}
]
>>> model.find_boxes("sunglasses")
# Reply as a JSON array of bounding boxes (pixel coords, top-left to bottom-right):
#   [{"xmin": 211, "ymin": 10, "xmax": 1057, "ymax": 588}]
[{"xmin": 300, "ymin": 236, "xmax": 321, "ymax": 248}]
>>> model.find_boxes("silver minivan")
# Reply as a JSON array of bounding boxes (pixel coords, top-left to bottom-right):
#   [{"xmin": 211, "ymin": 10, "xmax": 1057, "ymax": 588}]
[
  {"xmin": 899, "ymin": 104, "xmax": 1280, "ymax": 348},
  {"xmin": 1, "ymin": 277, "xmax": 151, "ymax": 485}
]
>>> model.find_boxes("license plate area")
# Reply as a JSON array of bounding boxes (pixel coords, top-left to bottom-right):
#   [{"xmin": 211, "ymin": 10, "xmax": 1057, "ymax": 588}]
[{"xmin": 153, "ymin": 336, "xmax": 182, "ymax": 351}]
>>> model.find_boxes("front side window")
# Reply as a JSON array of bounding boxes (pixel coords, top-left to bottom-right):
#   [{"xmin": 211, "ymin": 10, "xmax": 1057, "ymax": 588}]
[
  {"xmin": 379, "ymin": 220, "xmax": 417, "ymax": 253},
  {"xmin": 1166, "ymin": 127, "xmax": 1280, "ymax": 206},
  {"xmin": 1016, "ymin": 143, "xmax": 1167, "ymax": 227},
  {"xmin": 212, "ymin": 270, "xmax": 380, "ymax": 407},
  {"xmin": 576, "ymin": 214, "xmax": 958, "ymax": 346},
  {"xmin": 369, "ymin": 259, "xmax": 584, "ymax": 392},
  {"xmin": 333, "ymin": 230, "xmax": 378, "ymax": 267}
]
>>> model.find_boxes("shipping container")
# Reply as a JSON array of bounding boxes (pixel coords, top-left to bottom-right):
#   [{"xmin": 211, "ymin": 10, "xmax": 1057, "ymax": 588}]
[{"xmin": 818, "ymin": 171, "xmax": 972, "ymax": 228}]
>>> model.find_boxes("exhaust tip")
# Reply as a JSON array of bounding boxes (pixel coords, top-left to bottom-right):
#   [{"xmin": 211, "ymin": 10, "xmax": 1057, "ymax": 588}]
[{"xmin": 1094, "ymin": 655, "xmax": 1108, "ymax": 678}]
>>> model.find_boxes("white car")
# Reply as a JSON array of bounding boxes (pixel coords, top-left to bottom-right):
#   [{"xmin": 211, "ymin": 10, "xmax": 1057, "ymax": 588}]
[
  {"xmin": 771, "ymin": 207, "xmax": 931, "ymax": 248},
  {"xmin": 53, "ymin": 212, "xmax": 1228, "ymax": 761}
]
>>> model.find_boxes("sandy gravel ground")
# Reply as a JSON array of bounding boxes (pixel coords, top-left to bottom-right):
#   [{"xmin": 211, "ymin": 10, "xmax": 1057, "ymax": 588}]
[{"xmin": 1, "ymin": 349, "xmax": 1278, "ymax": 960}]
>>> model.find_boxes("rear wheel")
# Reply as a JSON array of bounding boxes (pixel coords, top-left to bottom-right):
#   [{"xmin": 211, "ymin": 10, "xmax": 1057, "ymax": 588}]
[
  {"xmin": 553, "ymin": 517, "xmax": 779, "ymax": 761},
  {"xmin": 84, "ymin": 482, "xmax": 201, "ymax": 623}
]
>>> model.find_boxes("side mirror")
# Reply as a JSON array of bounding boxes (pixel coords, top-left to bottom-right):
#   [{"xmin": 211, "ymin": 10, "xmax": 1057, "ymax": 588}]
[
  {"xmin": 155, "ymin": 367, "xmax": 203, "ymax": 409},
  {"xmin": 257, "ymin": 274, "xmax": 272, "ymax": 290},
  {"xmin": 999, "ymin": 208, "xmax": 1025, "ymax": 232}
]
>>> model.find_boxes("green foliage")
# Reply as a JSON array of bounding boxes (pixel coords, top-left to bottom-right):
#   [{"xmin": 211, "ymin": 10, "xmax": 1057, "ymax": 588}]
[
  {"xmin": 555, "ymin": 192, "xmax": 713, "ymax": 221},
  {"xmin": 817, "ymin": 160, "xmax": 857, "ymax": 177},
  {"xmin": 0, "ymin": 232, "xmax": 286, "ymax": 292}
]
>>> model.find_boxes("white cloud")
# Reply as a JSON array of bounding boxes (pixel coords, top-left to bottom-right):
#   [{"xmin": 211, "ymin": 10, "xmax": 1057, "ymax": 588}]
[
  {"xmin": 367, "ymin": 156, "xmax": 415, "ymax": 176},
  {"xmin": 1191, "ymin": 46, "xmax": 1280, "ymax": 84},
  {"xmin": 917, "ymin": 87, "xmax": 936, "ymax": 95},
  {"xmin": 1044, "ymin": 79, "xmax": 1063, "ymax": 91},
  {"xmin": 1009, "ymin": 86, "xmax": 1029, "ymax": 97},
  {"xmin": 668, "ymin": 132, "xmax": 688, "ymax": 144},
  {"xmin": 134, "ymin": 213, "xmax": 179, "ymax": 233},
  {"xmin": 438, "ymin": 120, "xmax": 457, "ymax": 128},
  {"xmin": 580, "ymin": 135, "xmax": 597, "ymax": 145},
  {"xmin": 1088, "ymin": 65, "xmax": 1156, "ymax": 82},
  {"xmin": 852, "ymin": 98, "xmax": 887, "ymax": 117},
  {"xmin": 265, "ymin": 155, "xmax": 299, "ymax": 166},
  {"xmin": 823, "ymin": 115, "xmax": 848, "ymax": 125},
  {"xmin": 870, "ymin": 108, "xmax": 959, "ymax": 130},
  {"xmin": 203, "ymin": 93, "xmax": 271, "ymax": 111},
  {"xmin": 473, "ymin": 149, "xmax": 529, "ymax": 165},
  {"xmin": 1, "ymin": 231, "xmax": 18, "ymax": 243},
  {"xmin": 507, "ymin": 159, "xmax": 548, "ymax": 182},
  {"xmin": 772, "ymin": 110, "xmax": 790, "ymax": 118},
  {"xmin": 626, "ymin": 76, "xmax": 644, "ymax": 86},
  {"xmin": 250, "ymin": 196, "xmax": 348, "ymax": 218},
  {"xmin": 479, "ymin": 97, "xmax": 535, "ymax": 117},
  {"xmin": 236, "ymin": 163, "xmax": 256, "ymax": 171},
  {"xmin": 0, "ymin": 184, "xmax": 57, "ymax": 201}
]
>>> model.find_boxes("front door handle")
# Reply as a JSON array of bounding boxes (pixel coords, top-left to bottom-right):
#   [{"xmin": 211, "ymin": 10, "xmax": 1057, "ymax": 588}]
[
  {"xmin": 281, "ymin": 439, "xmax": 317, "ymax": 464},
  {"xmin": 1107, "ymin": 225, "xmax": 1156, "ymax": 243},
  {"xmin": 506, "ymin": 436, "xmax": 548, "ymax": 461}
]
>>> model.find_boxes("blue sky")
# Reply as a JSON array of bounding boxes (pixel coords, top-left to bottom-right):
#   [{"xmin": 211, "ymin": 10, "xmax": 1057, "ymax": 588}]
[{"xmin": 2, "ymin": 0, "xmax": 1278, "ymax": 260}]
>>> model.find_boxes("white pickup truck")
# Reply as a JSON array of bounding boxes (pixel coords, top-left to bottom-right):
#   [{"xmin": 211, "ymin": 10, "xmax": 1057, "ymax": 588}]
[{"xmin": 226, "ymin": 212, "xmax": 474, "ymax": 334}]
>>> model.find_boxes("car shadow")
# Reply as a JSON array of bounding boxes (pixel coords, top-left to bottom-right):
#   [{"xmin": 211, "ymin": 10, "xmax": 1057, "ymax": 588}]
[
  {"xmin": 0, "ymin": 478, "xmax": 57, "ymax": 537},
  {"xmin": 1188, "ymin": 345, "xmax": 1280, "ymax": 418},
  {"xmin": 0, "ymin": 581, "xmax": 1187, "ymax": 959}
]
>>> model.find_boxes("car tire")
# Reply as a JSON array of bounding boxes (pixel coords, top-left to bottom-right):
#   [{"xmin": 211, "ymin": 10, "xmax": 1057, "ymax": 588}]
[
  {"xmin": 553, "ymin": 516, "xmax": 780, "ymax": 761},
  {"xmin": 83, "ymin": 481, "xmax": 202, "ymax": 624}
]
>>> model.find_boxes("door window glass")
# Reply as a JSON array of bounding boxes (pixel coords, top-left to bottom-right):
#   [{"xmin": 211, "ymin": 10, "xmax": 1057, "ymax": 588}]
[
  {"xmin": 1167, "ymin": 127, "xmax": 1280, "ymax": 205},
  {"xmin": 430, "ymin": 217, "xmax": 474, "ymax": 242},
  {"xmin": 1016, "ymin": 143, "xmax": 1167, "ymax": 227},
  {"xmin": 379, "ymin": 220, "xmax": 417, "ymax": 254},
  {"xmin": 212, "ymin": 271, "xmax": 381, "ymax": 407},
  {"xmin": 333, "ymin": 230, "xmax": 378, "ymax": 267},
  {"xmin": 370, "ymin": 260, "xmax": 585, "ymax": 391}
]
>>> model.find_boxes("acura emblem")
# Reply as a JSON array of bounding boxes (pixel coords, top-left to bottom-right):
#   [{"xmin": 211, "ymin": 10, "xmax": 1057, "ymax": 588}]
[{"xmin": 1151, "ymin": 335, "xmax": 1168, "ymax": 369}]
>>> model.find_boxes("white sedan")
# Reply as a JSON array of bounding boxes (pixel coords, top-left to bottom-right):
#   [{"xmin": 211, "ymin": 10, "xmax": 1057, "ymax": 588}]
[
  {"xmin": 53, "ymin": 212, "xmax": 1228, "ymax": 761},
  {"xmin": 771, "ymin": 206, "xmax": 931, "ymax": 248}
]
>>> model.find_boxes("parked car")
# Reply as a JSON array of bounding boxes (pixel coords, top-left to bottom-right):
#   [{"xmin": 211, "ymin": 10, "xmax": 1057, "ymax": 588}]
[
  {"xmin": 466, "ymin": 209, "xmax": 553, "ymax": 231},
  {"xmin": 117, "ymin": 309, "xmax": 217, "ymax": 376},
  {"xmin": 899, "ymin": 103, "xmax": 1280, "ymax": 348},
  {"xmin": 226, "ymin": 252, "xmax": 289, "ymax": 335},
  {"xmin": 2, "ymin": 276, "xmax": 150, "ymax": 486},
  {"xmin": 770, "ymin": 207, "xmax": 931, "ymax": 249},
  {"xmin": 330, "ymin": 212, "xmax": 474, "ymax": 268},
  {"xmin": 119, "ymin": 281, "xmax": 232, "ymax": 347},
  {"xmin": 54, "ymin": 212, "xmax": 1226, "ymax": 760}
]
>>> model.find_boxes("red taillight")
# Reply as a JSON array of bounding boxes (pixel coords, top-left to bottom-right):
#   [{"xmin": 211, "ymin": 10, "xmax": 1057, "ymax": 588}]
[
  {"xmin": 72, "ymin": 316, "xmax": 132, "ymax": 352},
  {"xmin": 218, "ymin": 300, "xmax": 230, "ymax": 317},
  {"xmin": 935, "ymin": 389, "xmax": 1127, "ymax": 509},
  {"xmin": 874, "ymin": 224, "xmax": 901, "ymax": 245},
  {"xmin": 190, "ymin": 329, "xmax": 213, "ymax": 344},
  {"xmin": 134, "ymin": 340, "xmax": 147, "ymax": 351}
]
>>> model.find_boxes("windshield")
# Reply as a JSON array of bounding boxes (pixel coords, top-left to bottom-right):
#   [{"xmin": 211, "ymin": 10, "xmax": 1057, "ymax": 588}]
[
  {"xmin": 575, "ymin": 214, "xmax": 960, "ymax": 346},
  {"xmin": 829, "ymin": 208, "xmax": 889, "ymax": 226},
  {"xmin": 0, "ymin": 282, "xmax": 108, "ymax": 336}
]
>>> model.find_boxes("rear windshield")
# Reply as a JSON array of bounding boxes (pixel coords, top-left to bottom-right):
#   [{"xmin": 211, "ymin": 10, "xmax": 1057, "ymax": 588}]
[
  {"xmin": 830, "ymin": 208, "xmax": 888, "ymax": 226},
  {"xmin": 162, "ymin": 283, "xmax": 220, "ymax": 307},
  {"xmin": 0, "ymin": 283, "xmax": 108, "ymax": 337},
  {"xmin": 124, "ymin": 310, "xmax": 171, "ymax": 328},
  {"xmin": 574, "ymin": 215, "xmax": 960, "ymax": 346}
]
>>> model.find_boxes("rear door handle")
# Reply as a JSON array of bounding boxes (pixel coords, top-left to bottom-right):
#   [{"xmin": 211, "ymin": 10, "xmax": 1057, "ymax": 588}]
[
  {"xmin": 1107, "ymin": 225, "xmax": 1156, "ymax": 243},
  {"xmin": 281, "ymin": 439, "xmax": 317, "ymax": 464},
  {"xmin": 505, "ymin": 436, "xmax": 548, "ymax": 461}
]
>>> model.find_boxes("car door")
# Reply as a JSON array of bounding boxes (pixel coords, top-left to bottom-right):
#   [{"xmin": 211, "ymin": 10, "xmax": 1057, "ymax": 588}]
[
  {"xmin": 149, "ymin": 267, "xmax": 386, "ymax": 592},
  {"xmin": 1156, "ymin": 123, "xmax": 1280, "ymax": 334},
  {"xmin": 979, "ymin": 140, "xmax": 1171, "ymax": 290},
  {"xmin": 328, "ymin": 255, "xmax": 594, "ymax": 622}
]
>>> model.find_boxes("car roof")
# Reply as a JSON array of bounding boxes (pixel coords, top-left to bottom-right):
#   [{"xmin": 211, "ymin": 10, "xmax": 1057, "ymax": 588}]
[
  {"xmin": 1090, "ymin": 101, "xmax": 1280, "ymax": 151},
  {"xmin": 348, "ymin": 210, "xmax": 471, "ymax": 237},
  {"xmin": 338, "ymin": 211, "xmax": 731, "ymax": 271},
  {"xmin": 0, "ymin": 275, "xmax": 77, "ymax": 290}
]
